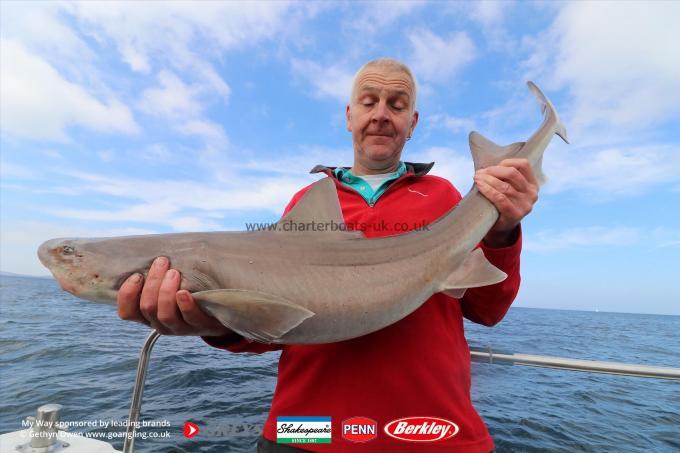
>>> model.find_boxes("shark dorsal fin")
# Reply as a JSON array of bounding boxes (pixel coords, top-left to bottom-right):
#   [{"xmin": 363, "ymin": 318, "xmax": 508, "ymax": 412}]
[
  {"xmin": 469, "ymin": 132, "xmax": 524, "ymax": 170},
  {"xmin": 275, "ymin": 177, "xmax": 364, "ymax": 239}
]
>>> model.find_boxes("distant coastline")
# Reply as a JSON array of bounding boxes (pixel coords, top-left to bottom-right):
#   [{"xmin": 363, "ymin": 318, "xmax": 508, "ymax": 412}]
[
  {"xmin": 0, "ymin": 271, "xmax": 50, "ymax": 279},
  {"xmin": 0, "ymin": 272, "xmax": 676, "ymax": 316},
  {"xmin": 512, "ymin": 304, "xmax": 678, "ymax": 317}
]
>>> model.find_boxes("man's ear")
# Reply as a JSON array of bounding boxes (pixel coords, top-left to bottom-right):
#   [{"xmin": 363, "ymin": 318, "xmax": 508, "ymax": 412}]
[
  {"xmin": 410, "ymin": 110, "xmax": 419, "ymax": 136},
  {"xmin": 346, "ymin": 104, "xmax": 352, "ymax": 132}
]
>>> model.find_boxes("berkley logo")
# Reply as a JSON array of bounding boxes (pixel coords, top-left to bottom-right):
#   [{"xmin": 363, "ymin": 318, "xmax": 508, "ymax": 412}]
[
  {"xmin": 383, "ymin": 417, "xmax": 459, "ymax": 442},
  {"xmin": 341, "ymin": 417, "xmax": 377, "ymax": 443}
]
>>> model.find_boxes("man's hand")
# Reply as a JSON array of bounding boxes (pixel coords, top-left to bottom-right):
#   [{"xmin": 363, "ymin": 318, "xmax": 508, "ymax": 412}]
[
  {"xmin": 117, "ymin": 256, "xmax": 233, "ymax": 336},
  {"xmin": 474, "ymin": 158, "xmax": 538, "ymax": 248}
]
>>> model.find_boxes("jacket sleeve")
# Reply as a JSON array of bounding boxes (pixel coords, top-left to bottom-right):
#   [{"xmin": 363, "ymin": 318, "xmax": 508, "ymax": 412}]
[
  {"xmin": 431, "ymin": 177, "xmax": 522, "ymax": 327},
  {"xmin": 201, "ymin": 185, "xmax": 314, "ymax": 354},
  {"xmin": 459, "ymin": 226, "xmax": 522, "ymax": 326}
]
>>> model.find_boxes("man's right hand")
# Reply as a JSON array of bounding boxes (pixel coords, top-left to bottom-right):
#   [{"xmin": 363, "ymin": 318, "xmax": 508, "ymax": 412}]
[{"xmin": 117, "ymin": 256, "xmax": 234, "ymax": 337}]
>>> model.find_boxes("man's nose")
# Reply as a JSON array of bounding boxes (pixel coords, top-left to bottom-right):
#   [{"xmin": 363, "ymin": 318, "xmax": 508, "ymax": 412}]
[{"xmin": 370, "ymin": 100, "xmax": 390, "ymax": 124}]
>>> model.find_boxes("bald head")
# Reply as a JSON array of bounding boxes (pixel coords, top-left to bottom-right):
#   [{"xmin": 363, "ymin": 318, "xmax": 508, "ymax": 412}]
[
  {"xmin": 350, "ymin": 58, "xmax": 417, "ymax": 111},
  {"xmin": 345, "ymin": 58, "xmax": 419, "ymax": 175}
]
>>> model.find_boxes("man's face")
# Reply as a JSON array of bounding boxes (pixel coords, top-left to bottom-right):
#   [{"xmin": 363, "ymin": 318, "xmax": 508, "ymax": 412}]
[{"xmin": 346, "ymin": 68, "xmax": 418, "ymax": 170}]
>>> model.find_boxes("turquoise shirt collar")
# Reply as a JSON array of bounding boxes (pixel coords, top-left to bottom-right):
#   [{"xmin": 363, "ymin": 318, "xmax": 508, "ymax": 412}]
[{"xmin": 333, "ymin": 162, "xmax": 406, "ymax": 205}]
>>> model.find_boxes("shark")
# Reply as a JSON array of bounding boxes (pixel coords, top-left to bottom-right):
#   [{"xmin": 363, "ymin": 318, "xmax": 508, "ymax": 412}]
[{"xmin": 37, "ymin": 82, "xmax": 568, "ymax": 344}]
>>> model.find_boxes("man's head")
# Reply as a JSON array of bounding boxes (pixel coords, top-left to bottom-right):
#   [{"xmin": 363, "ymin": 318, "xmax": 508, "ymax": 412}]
[{"xmin": 346, "ymin": 58, "xmax": 419, "ymax": 174}]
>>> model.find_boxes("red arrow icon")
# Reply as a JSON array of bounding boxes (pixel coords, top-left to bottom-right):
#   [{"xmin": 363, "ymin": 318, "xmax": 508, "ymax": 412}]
[{"xmin": 183, "ymin": 422, "xmax": 199, "ymax": 438}]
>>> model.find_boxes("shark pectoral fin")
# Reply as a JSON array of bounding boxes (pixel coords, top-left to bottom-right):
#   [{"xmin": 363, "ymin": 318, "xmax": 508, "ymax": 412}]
[
  {"xmin": 441, "ymin": 248, "xmax": 508, "ymax": 299},
  {"xmin": 469, "ymin": 132, "xmax": 525, "ymax": 170},
  {"xmin": 275, "ymin": 177, "xmax": 364, "ymax": 239},
  {"xmin": 192, "ymin": 289, "xmax": 315, "ymax": 343},
  {"xmin": 443, "ymin": 288, "xmax": 467, "ymax": 299}
]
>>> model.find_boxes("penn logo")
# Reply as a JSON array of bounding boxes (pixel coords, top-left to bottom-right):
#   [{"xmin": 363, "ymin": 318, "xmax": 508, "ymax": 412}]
[
  {"xmin": 341, "ymin": 417, "xmax": 377, "ymax": 443},
  {"xmin": 383, "ymin": 416, "xmax": 459, "ymax": 442}
]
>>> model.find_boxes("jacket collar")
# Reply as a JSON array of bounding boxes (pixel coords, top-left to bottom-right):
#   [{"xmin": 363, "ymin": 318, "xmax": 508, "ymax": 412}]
[{"xmin": 309, "ymin": 161, "xmax": 435, "ymax": 178}]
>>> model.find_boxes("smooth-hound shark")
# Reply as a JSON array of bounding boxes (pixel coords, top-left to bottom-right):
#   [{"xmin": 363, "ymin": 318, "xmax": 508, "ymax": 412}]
[{"xmin": 38, "ymin": 82, "xmax": 568, "ymax": 344}]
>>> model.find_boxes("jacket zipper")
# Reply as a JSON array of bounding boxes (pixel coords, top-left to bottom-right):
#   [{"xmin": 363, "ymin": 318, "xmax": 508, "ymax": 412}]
[{"xmin": 332, "ymin": 172, "xmax": 415, "ymax": 208}]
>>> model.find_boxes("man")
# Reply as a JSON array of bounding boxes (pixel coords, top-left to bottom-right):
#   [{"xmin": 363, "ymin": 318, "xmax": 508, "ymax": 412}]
[{"xmin": 117, "ymin": 58, "xmax": 538, "ymax": 452}]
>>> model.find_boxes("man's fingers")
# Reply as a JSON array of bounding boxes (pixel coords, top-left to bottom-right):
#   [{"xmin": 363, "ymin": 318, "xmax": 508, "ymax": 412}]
[
  {"xmin": 139, "ymin": 256, "xmax": 169, "ymax": 322},
  {"xmin": 477, "ymin": 164, "xmax": 529, "ymax": 194},
  {"xmin": 116, "ymin": 257, "xmax": 227, "ymax": 336},
  {"xmin": 156, "ymin": 269, "xmax": 191, "ymax": 333},
  {"xmin": 475, "ymin": 172, "xmax": 517, "ymax": 199},
  {"xmin": 499, "ymin": 158, "xmax": 539, "ymax": 187},
  {"xmin": 475, "ymin": 177, "xmax": 519, "ymax": 217},
  {"xmin": 176, "ymin": 291, "xmax": 231, "ymax": 336},
  {"xmin": 117, "ymin": 273, "xmax": 147, "ymax": 324}
]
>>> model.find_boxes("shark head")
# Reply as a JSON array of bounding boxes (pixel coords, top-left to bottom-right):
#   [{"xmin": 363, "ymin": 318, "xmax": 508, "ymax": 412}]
[{"xmin": 37, "ymin": 237, "xmax": 137, "ymax": 304}]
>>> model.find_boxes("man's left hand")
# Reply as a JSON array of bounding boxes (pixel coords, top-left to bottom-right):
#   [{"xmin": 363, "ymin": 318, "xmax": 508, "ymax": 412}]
[{"xmin": 474, "ymin": 158, "xmax": 539, "ymax": 248}]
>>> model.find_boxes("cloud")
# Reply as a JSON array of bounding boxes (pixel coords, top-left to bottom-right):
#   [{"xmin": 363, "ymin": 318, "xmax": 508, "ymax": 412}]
[
  {"xmin": 18, "ymin": 146, "xmax": 345, "ymax": 231},
  {"xmin": 469, "ymin": 1, "xmax": 512, "ymax": 28},
  {"xmin": 427, "ymin": 114, "xmax": 475, "ymax": 134},
  {"xmin": 468, "ymin": 0, "xmax": 516, "ymax": 51},
  {"xmin": 651, "ymin": 227, "xmax": 680, "ymax": 249},
  {"xmin": 138, "ymin": 70, "xmax": 206, "ymax": 119},
  {"xmin": 39, "ymin": 169, "xmax": 313, "ymax": 230},
  {"xmin": 0, "ymin": 220, "xmax": 157, "ymax": 276},
  {"xmin": 409, "ymin": 146, "xmax": 474, "ymax": 188},
  {"xmin": 525, "ymin": 226, "xmax": 639, "ymax": 253},
  {"xmin": 233, "ymin": 145, "xmax": 353, "ymax": 176},
  {"xmin": 1, "ymin": 2, "xmax": 304, "ymax": 146},
  {"xmin": 544, "ymin": 144, "xmax": 680, "ymax": 198},
  {"xmin": 347, "ymin": 1, "xmax": 426, "ymax": 38},
  {"xmin": 42, "ymin": 149, "xmax": 64, "ymax": 160},
  {"xmin": 0, "ymin": 162, "xmax": 39, "ymax": 180},
  {"xmin": 0, "ymin": 2, "xmax": 95, "ymax": 64},
  {"xmin": 524, "ymin": 225, "xmax": 680, "ymax": 253},
  {"xmin": 1, "ymin": 183, "xmax": 83, "ymax": 197},
  {"xmin": 290, "ymin": 59, "xmax": 354, "ymax": 103},
  {"xmin": 408, "ymin": 29, "xmax": 476, "ymax": 83},
  {"xmin": 138, "ymin": 70, "xmax": 228, "ymax": 146},
  {"xmin": 54, "ymin": 200, "xmax": 180, "ymax": 224},
  {"xmin": 178, "ymin": 120, "xmax": 228, "ymax": 145},
  {"xmin": 168, "ymin": 217, "xmax": 223, "ymax": 232},
  {"xmin": 524, "ymin": 2, "xmax": 680, "ymax": 137},
  {"xmin": 97, "ymin": 150, "xmax": 114, "ymax": 163},
  {"xmin": 139, "ymin": 144, "xmax": 172, "ymax": 163},
  {"xmin": 66, "ymin": 1, "xmax": 295, "ymax": 92},
  {"xmin": 0, "ymin": 39, "xmax": 139, "ymax": 142}
]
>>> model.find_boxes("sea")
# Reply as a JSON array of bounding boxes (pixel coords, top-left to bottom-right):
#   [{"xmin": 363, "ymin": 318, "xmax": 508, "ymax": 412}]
[{"xmin": 0, "ymin": 275, "xmax": 678, "ymax": 452}]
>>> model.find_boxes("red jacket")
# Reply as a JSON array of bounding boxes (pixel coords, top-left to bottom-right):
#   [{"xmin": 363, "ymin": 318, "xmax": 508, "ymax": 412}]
[{"xmin": 204, "ymin": 162, "xmax": 522, "ymax": 452}]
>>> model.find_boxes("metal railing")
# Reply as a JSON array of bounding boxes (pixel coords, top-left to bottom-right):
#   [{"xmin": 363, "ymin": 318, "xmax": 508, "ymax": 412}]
[
  {"xmin": 123, "ymin": 330, "xmax": 161, "ymax": 453},
  {"xmin": 118, "ymin": 333, "xmax": 679, "ymax": 453},
  {"xmin": 470, "ymin": 345, "xmax": 680, "ymax": 380}
]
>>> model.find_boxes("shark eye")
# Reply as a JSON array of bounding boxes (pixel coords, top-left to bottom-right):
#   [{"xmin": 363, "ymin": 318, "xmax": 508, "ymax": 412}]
[{"xmin": 62, "ymin": 246, "xmax": 75, "ymax": 255}]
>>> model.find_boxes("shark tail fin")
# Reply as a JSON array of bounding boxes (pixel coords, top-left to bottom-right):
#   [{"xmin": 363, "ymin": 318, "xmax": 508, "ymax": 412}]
[
  {"xmin": 527, "ymin": 81, "xmax": 569, "ymax": 144},
  {"xmin": 555, "ymin": 121, "xmax": 569, "ymax": 144}
]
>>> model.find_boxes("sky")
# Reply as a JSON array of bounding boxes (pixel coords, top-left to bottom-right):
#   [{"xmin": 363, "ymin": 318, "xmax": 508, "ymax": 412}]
[{"xmin": 1, "ymin": 1, "xmax": 678, "ymax": 315}]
